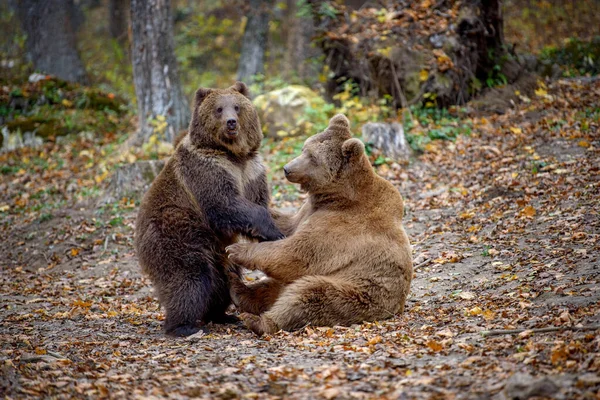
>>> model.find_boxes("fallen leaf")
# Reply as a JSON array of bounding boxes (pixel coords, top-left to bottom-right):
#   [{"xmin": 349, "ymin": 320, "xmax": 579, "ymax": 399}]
[{"xmin": 426, "ymin": 340, "xmax": 443, "ymax": 352}]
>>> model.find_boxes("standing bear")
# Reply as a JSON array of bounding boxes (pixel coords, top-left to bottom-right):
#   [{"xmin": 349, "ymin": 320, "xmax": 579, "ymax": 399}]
[
  {"xmin": 226, "ymin": 114, "xmax": 413, "ymax": 335},
  {"xmin": 135, "ymin": 82, "xmax": 283, "ymax": 337}
]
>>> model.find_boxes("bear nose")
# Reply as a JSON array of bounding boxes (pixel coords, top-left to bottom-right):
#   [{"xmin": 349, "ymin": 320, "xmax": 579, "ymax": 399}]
[
  {"xmin": 283, "ymin": 166, "xmax": 290, "ymax": 176},
  {"xmin": 227, "ymin": 119, "xmax": 237, "ymax": 130}
]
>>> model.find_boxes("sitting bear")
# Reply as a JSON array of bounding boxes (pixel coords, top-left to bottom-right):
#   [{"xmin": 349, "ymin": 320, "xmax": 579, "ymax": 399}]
[
  {"xmin": 135, "ymin": 82, "xmax": 283, "ymax": 337},
  {"xmin": 226, "ymin": 114, "xmax": 413, "ymax": 335}
]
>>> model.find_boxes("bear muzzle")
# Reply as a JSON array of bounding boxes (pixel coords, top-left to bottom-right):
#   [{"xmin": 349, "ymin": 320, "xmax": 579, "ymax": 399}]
[{"xmin": 226, "ymin": 119, "xmax": 238, "ymax": 136}]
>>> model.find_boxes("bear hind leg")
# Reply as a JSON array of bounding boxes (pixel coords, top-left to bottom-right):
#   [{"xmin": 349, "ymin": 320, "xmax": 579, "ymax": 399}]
[
  {"xmin": 161, "ymin": 274, "xmax": 214, "ymax": 337},
  {"xmin": 259, "ymin": 276, "xmax": 373, "ymax": 333}
]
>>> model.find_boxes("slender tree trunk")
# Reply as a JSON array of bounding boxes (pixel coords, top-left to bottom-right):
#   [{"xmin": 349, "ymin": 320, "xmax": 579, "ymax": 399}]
[
  {"xmin": 237, "ymin": 0, "xmax": 273, "ymax": 84},
  {"xmin": 284, "ymin": 0, "xmax": 318, "ymax": 82},
  {"xmin": 130, "ymin": 0, "xmax": 190, "ymax": 145},
  {"xmin": 17, "ymin": 0, "xmax": 88, "ymax": 84},
  {"xmin": 109, "ymin": 0, "xmax": 129, "ymax": 43}
]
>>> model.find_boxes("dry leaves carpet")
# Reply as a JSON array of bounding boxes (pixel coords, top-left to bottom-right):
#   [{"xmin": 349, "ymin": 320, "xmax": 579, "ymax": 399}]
[{"xmin": 1, "ymin": 78, "xmax": 599, "ymax": 399}]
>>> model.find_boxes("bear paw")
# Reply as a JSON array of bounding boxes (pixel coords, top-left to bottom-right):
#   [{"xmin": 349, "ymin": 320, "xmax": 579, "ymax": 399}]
[{"xmin": 166, "ymin": 324, "xmax": 206, "ymax": 337}]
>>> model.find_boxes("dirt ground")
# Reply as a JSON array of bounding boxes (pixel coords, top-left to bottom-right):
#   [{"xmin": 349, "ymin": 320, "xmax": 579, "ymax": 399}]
[{"xmin": 1, "ymin": 78, "xmax": 599, "ymax": 399}]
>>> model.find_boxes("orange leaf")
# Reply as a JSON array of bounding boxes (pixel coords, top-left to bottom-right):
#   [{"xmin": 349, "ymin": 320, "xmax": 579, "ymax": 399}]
[
  {"xmin": 521, "ymin": 205, "xmax": 536, "ymax": 217},
  {"xmin": 426, "ymin": 340, "xmax": 443, "ymax": 352}
]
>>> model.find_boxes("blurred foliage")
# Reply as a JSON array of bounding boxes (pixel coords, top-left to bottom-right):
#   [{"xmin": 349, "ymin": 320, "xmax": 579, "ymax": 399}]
[
  {"xmin": 539, "ymin": 37, "xmax": 600, "ymax": 77},
  {"xmin": 403, "ymin": 106, "xmax": 472, "ymax": 152},
  {"xmin": 175, "ymin": 13, "xmax": 243, "ymax": 99},
  {"xmin": 504, "ymin": 0, "xmax": 600, "ymax": 53},
  {"xmin": 0, "ymin": 0, "xmax": 598, "ymax": 158},
  {"xmin": 0, "ymin": 4, "xmax": 30, "ymax": 84},
  {"xmin": 1, "ymin": 77, "xmax": 129, "ymax": 142}
]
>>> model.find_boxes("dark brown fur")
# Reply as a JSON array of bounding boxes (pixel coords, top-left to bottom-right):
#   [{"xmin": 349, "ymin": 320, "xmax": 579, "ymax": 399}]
[
  {"xmin": 135, "ymin": 82, "xmax": 283, "ymax": 337},
  {"xmin": 226, "ymin": 114, "xmax": 413, "ymax": 335}
]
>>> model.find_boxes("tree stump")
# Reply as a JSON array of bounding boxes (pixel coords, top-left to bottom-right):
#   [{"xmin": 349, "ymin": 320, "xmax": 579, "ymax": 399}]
[
  {"xmin": 362, "ymin": 122, "xmax": 411, "ymax": 162},
  {"xmin": 101, "ymin": 160, "xmax": 165, "ymax": 205}
]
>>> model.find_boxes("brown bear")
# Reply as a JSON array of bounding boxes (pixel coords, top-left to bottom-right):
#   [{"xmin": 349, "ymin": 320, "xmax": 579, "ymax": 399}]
[
  {"xmin": 225, "ymin": 114, "xmax": 413, "ymax": 335},
  {"xmin": 135, "ymin": 82, "xmax": 284, "ymax": 337}
]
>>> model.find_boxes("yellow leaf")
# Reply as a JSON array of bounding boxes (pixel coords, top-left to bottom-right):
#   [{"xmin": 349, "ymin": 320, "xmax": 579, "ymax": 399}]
[
  {"xmin": 419, "ymin": 69, "xmax": 429, "ymax": 82},
  {"xmin": 482, "ymin": 310, "xmax": 496, "ymax": 321},
  {"xmin": 73, "ymin": 299, "xmax": 92, "ymax": 308},
  {"xmin": 70, "ymin": 248, "xmax": 80, "ymax": 257},
  {"xmin": 578, "ymin": 140, "xmax": 590, "ymax": 148},
  {"xmin": 156, "ymin": 115, "xmax": 166, "ymax": 122},
  {"xmin": 35, "ymin": 348, "xmax": 47, "ymax": 355},
  {"xmin": 460, "ymin": 211, "xmax": 474, "ymax": 219},
  {"xmin": 467, "ymin": 306, "xmax": 483, "ymax": 316},
  {"xmin": 62, "ymin": 99, "xmax": 73, "ymax": 107},
  {"xmin": 535, "ymin": 88, "xmax": 547, "ymax": 97},
  {"xmin": 521, "ymin": 205, "xmax": 536, "ymax": 217},
  {"xmin": 95, "ymin": 170, "xmax": 109, "ymax": 184},
  {"xmin": 511, "ymin": 172, "xmax": 518, "ymax": 178},
  {"xmin": 509, "ymin": 127, "xmax": 522, "ymax": 134}
]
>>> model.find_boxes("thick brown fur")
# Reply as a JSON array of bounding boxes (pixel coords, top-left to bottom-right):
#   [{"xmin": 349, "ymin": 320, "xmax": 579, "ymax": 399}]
[
  {"xmin": 226, "ymin": 114, "xmax": 413, "ymax": 335},
  {"xmin": 135, "ymin": 82, "xmax": 283, "ymax": 337}
]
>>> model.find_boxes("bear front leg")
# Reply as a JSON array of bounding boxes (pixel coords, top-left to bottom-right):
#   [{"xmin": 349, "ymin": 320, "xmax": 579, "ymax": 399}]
[
  {"xmin": 226, "ymin": 240, "xmax": 307, "ymax": 284},
  {"xmin": 270, "ymin": 201, "xmax": 312, "ymax": 237},
  {"xmin": 206, "ymin": 199, "xmax": 284, "ymax": 242}
]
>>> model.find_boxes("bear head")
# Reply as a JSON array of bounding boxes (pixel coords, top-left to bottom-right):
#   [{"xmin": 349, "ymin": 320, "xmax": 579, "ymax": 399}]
[
  {"xmin": 189, "ymin": 82, "xmax": 262, "ymax": 157},
  {"xmin": 283, "ymin": 114, "xmax": 371, "ymax": 195}
]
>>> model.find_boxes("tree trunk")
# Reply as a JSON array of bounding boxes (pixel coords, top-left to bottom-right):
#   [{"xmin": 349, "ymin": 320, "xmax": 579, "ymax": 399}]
[
  {"xmin": 109, "ymin": 0, "xmax": 129, "ymax": 43},
  {"xmin": 284, "ymin": 0, "xmax": 318, "ymax": 83},
  {"xmin": 17, "ymin": 0, "xmax": 88, "ymax": 84},
  {"xmin": 237, "ymin": 0, "xmax": 273, "ymax": 84},
  {"xmin": 130, "ymin": 0, "xmax": 190, "ymax": 145},
  {"xmin": 465, "ymin": 0, "xmax": 508, "ymax": 79}
]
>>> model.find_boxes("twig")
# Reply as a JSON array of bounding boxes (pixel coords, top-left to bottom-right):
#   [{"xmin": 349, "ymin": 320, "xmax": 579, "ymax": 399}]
[
  {"xmin": 480, "ymin": 325, "xmax": 600, "ymax": 338},
  {"xmin": 413, "ymin": 258, "xmax": 432, "ymax": 271},
  {"xmin": 390, "ymin": 63, "xmax": 413, "ymax": 123}
]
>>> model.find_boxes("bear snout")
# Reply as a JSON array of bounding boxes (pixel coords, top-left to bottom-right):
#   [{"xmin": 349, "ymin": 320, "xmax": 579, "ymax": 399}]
[
  {"xmin": 283, "ymin": 165, "xmax": 290, "ymax": 177},
  {"xmin": 226, "ymin": 119, "xmax": 237, "ymax": 132}
]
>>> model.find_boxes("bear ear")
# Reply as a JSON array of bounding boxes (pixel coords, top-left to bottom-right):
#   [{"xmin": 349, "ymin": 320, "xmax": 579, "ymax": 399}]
[
  {"xmin": 342, "ymin": 138, "xmax": 365, "ymax": 164},
  {"xmin": 230, "ymin": 81, "xmax": 250, "ymax": 98},
  {"xmin": 195, "ymin": 87, "xmax": 212, "ymax": 105},
  {"xmin": 329, "ymin": 114, "xmax": 350, "ymax": 130}
]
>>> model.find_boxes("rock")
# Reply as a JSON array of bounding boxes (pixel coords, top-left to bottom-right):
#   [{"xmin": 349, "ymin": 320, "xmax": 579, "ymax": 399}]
[
  {"xmin": 253, "ymin": 85, "xmax": 326, "ymax": 139},
  {"xmin": 101, "ymin": 159, "xmax": 165, "ymax": 204},
  {"xmin": 503, "ymin": 372, "xmax": 559, "ymax": 400},
  {"xmin": 362, "ymin": 122, "xmax": 411, "ymax": 161},
  {"xmin": 517, "ymin": 53, "xmax": 539, "ymax": 72},
  {"xmin": 1, "ymin": 126, "xmax": 44, "ymax": 152}
]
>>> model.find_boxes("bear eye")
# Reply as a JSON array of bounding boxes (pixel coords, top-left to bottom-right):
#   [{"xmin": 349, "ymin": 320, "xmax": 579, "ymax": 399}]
[
  {"xmin": 234, "ymin": 105, "xmax": 240, "ymax": 112},
  {"xmin": 217, "ymin": 107, "xmax": 223, "ymax": 113}
]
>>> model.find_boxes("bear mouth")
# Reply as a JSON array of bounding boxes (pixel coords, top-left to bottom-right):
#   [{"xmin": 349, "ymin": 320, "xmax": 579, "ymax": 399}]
[{"xmin": 226, "ymin": 129, "xmax": 238, "ymax": 137}]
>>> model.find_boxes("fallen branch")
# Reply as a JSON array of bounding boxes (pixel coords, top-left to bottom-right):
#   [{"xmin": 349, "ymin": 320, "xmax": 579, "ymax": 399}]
[
  {"xmin": 413, "ymin": 258, "xmax": 432, "ymax": 271},
  {"xmin": 481, "ymin": 325, "xmax": 600, "ymax": 338}
]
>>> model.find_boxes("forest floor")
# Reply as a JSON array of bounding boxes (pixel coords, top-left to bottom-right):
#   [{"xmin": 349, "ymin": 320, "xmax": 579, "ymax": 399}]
[{"xmin": 1, "ymin": 77, "xmax": 599, "ymax": 399}]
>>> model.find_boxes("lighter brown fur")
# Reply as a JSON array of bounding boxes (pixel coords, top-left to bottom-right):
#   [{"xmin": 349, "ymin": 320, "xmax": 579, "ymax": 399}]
[{"xmin": 226, "ymin": 114, "xmax": 412, "ymax": 335}]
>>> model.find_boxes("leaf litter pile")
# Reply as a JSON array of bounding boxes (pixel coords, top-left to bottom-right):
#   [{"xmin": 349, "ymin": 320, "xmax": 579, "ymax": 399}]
[{"xmin": 1, "ymin": 78, "xmax": 599, "ymax": 399}]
